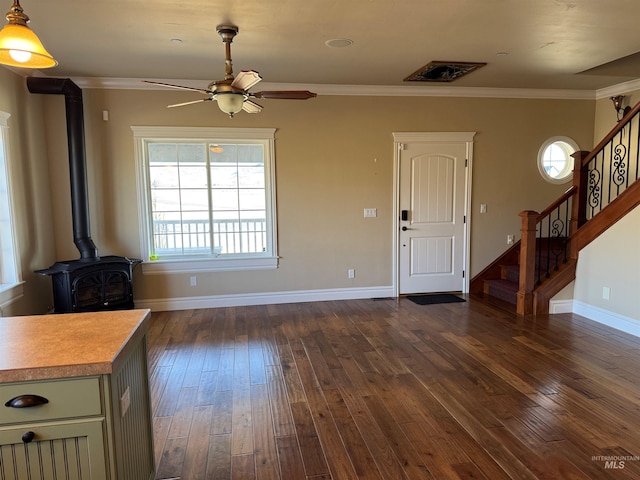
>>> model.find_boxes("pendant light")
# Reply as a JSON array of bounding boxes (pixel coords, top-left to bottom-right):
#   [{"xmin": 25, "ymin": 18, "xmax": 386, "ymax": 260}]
[{"xmin": 0, "ymin": 0, "xmax": 57, "ymax": 68}]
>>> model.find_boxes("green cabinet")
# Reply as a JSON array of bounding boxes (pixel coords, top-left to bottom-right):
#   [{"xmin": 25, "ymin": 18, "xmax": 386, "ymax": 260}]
[
  {"xmin": 0, "ymin": 419, "xmax": 107, "ymax": 479},
  {"xmin": 0, "ymin": 330, "xmax": 154, "ymax": 480}
]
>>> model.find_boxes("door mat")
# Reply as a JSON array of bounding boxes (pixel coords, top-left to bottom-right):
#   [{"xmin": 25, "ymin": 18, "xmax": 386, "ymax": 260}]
[{"xmin": 407, "ymin": 294, "xmax": 466, "ymax": 305}]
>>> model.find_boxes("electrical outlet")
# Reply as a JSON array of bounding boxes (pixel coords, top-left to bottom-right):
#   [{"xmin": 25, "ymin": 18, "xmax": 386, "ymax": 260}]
[
  {"xmin": 507, "ymin": 234, "xmax": 514, "ymax": 245},
  {"xmin": 348, "ymin": 269, "xmax": 355, "ymax": 279},
  {"xmin": 190, "ymin": 276, "xmax": 197, "ymax": 286},
  {"xmin": 480, "ymin": 203, "xmax": 487, "ymax": 213},
  {"xmin": 602, "ymin": 286, "xmax": 610, "ymax": 300}
]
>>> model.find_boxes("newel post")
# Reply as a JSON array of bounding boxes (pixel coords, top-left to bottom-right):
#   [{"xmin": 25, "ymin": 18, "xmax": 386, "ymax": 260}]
[
  {"xmin": 570, "ymin": 150, "xmax": 590, "ymax": 259},
  {"xmin": 517, "ymin": 210, "xmax": 538, "ymax": 315}
]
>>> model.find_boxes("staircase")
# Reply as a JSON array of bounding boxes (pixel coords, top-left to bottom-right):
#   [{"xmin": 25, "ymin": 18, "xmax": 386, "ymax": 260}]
[
  {"xmin": 472, "ymin": 101, "xmax": 640, "ymax": 315},
  {"xmin": 484, "ymin": 265, "xmax": 519, "ymax": 304},
  {"xmin": 482, "ymin": 238, "xmax": 571, "ymax": 305},
  {"xmin": 478, "ymin": 242, "xmax": 520, "ymax": 304}
]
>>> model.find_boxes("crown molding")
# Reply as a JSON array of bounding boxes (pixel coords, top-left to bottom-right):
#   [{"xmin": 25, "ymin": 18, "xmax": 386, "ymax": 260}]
[
  {"xmin": 595, "ymin": 79, "xmax": 640, "ymax": 100},
  {"xmin": 28, "ymin": 75, "xmax": 640, "ymax": 101},
  {"xmin": 65, "ymin": 76, "xmax": 597, "ymax": 100}
]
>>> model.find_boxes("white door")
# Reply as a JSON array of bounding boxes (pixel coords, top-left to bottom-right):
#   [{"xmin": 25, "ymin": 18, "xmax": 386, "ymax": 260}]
[{"xmin": 396, "ymin": 134, "xmax": 471, "ymax": 294}]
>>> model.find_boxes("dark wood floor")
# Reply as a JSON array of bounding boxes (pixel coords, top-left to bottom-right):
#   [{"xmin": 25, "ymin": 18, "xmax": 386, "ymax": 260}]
[{"xmin": 147, "ymin": 296, "xmax": 640, "ymax": 479}]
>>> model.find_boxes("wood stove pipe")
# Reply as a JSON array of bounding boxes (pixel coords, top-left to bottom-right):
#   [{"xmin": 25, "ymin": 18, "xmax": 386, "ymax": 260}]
[{"xmin": 26, "ymin": 77, "xmax": 99, "ymax": 260}]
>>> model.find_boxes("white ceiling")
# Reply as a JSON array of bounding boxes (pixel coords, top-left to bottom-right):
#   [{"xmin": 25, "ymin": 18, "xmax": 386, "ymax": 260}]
[{"xmin": 11, "ymin": 0, "xmax": 640, "ymax": 94}]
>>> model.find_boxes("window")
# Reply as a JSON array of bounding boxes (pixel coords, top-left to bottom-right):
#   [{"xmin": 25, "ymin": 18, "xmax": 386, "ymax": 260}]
[
  {"xmin": 133, "ymin": 126, "xmax": 278, "ymax": 273},
  {"xmin": 0, "ymin": 110, "xmax": 23, "ymax": 309},
  {"xmin": 537, "ymin": 136, "xmax": 578, "ymax": 184}
]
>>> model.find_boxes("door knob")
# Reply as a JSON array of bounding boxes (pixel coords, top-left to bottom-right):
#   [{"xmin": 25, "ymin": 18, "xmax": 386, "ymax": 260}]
[{"xmin": 402, "ymin": 226, "xmax": 410, "ymax": 231}]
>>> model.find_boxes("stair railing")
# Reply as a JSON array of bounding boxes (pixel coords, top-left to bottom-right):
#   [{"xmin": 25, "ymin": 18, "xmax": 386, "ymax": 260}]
[{"xmin": 517, "ymin": 101, "xmax": 640, "ymax": 315}]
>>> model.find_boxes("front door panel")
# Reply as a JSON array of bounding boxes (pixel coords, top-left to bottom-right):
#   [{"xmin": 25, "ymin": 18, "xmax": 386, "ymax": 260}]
[{"xmin": 399, "ymin": 141, "xmax": 467, "ymax": 294}]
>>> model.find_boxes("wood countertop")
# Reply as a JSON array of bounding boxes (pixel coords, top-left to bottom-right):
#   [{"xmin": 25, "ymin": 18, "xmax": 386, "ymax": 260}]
[{"xmin": 0, "ymin": 309, "xmax": 151, "ymax": 383}]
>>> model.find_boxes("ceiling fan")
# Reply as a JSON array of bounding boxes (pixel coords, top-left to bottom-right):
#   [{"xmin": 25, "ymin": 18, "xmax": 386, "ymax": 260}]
[{"xmin": 144, "ymin": 24, "xmax": 316, "ymax": 118}]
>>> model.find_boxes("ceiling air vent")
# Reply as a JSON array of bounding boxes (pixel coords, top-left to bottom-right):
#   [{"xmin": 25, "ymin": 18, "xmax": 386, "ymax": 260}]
[{"xmin": 404, "ymin": 61, "xmax": 486, "ymax": 82}]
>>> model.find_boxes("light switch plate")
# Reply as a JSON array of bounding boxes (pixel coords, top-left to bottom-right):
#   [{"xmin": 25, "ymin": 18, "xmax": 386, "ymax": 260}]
[{"xmin": 364, "ymin": 208, "xmax": 377, "ymax": 218}]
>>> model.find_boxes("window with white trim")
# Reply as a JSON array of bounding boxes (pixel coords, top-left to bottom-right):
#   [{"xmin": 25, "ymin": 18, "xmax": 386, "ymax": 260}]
[
  {"xmin": 537, "ymin": 136, "xmax": 578, "ymax": 184},
  {"xmin": 133, "ymin": 126, "xmax": 278, "ymax": 273},
  {"xmin": 0, "ymin": 110, "xmax": 23, "ymax": 308}
]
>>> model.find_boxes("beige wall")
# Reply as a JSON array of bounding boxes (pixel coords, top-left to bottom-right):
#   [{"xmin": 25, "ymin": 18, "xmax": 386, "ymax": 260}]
[
  {"xmin": 4, "ymin": 66, "xmax": 636, "ymax": 321},
  {"xmin": 46, "ymin": 89, "xmax": 593, "ymax": 306},
  {"xmin": 0, "ymin": 69, "xmax": 56, "ymax": 316},
  {"xmin": 567, "ymin": 92, "xmax": 640, "ymax": 322},
  {"xmin": 594, "ymin": 91, "xmax": 640, "ymax": 140},
  {"xmin": 574, "ymin": 205, "xmax": 639, "ymax": 320},
  {"xmin": 4, "ymin": 75, "xmax": 596, "ymax": 312}
]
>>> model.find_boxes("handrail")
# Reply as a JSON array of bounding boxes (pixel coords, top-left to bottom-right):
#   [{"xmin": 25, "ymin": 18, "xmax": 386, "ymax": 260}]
[
  {"xmin": 582, "ymin": 104, "xmax": 640, "ymax": 221},
  {"xmin": 580, "ymin": 101, "xmax": 640, "ymax": 168},
  {"xmin": 536, "ymin": 185, "xmax": 577, "ymax": 221}
]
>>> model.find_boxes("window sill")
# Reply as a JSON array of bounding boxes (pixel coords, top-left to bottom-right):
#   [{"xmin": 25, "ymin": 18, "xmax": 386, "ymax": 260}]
[
  {"xmin": 141, "ymin": 256, "xmax": 278, "ymax": 275},
  {"xmin": 0, "ymin": 281, "xmax": 24, "ymax": 310}
]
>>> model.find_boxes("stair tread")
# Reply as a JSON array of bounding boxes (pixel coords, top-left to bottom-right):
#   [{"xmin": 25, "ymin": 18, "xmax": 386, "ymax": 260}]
[
  {"xmin": 486, "ymin": 278, "xmax": 518, "ymax": 290},
  {"xmin": 484, "ymin": 278, "xmax": 518, "ymax": 305}
]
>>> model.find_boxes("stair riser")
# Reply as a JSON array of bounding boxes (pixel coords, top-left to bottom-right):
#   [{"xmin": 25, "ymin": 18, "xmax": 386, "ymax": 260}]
[
  {"xmin": 501, "ymin": 265, "xmax": 519, "ymax": 283},
  {"xmin": 484, "ymin": 279, "xmax": 518, "ymax": 304}
]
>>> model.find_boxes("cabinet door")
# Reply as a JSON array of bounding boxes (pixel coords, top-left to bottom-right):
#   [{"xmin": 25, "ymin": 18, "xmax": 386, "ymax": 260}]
[{"xmin": 0, "ymin": 419, "xmax": 107, "ymax": 480}]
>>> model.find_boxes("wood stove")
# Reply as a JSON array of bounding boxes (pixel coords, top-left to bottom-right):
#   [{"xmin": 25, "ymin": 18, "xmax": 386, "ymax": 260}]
[
  {"xmin": 37, "ymin": 256, "xmax": 141, "ymax": 313},
  {"xmin": 29, "ymin": 77, "xmax": 141, "ymax": 313}
]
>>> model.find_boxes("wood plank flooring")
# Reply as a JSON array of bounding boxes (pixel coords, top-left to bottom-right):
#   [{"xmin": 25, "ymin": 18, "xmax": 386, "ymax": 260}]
[{"xmin": 147, "ymin": 296, "xmax": 640, "ymax": 479}]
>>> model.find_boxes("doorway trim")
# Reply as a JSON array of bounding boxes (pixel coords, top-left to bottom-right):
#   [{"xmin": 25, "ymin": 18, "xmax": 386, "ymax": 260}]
[{"xmin": 392, "ymin": 132, "xmax": 475, "ymax": 297}]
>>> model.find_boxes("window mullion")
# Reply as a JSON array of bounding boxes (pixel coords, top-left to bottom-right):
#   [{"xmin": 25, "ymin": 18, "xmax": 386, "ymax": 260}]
[
  {"xmin": 235, "ymin": 150, "xmax": 243, "ymax": 254},
  {"xmin": 176, "ymin": 145, "xmax": 184, "ymax": 256},
  {"xmin": 207, "ymin": 145, "xmax": 214, "ymax": 255}
]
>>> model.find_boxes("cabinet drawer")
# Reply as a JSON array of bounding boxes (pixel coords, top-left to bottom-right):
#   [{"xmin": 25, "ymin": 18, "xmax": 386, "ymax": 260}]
[
  {"xmin": 0, "ymin": 419, "xmax": 107, "ymax": 480},
  {"xmin": 0, "ymin": 377, "xmax": 102, "ymax": 425}
]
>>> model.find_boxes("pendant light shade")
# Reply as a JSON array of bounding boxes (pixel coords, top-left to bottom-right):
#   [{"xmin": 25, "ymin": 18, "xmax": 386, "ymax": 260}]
[
  {"xmin": 0, "ymin": 0, "xmax": 57, "ymax": 68},
  {"xmin": 215, "ymin": 92, "xmax": 245, "ymax": 117}
]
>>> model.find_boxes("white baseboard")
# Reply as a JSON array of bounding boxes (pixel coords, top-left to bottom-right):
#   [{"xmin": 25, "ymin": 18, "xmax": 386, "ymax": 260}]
[
  {"xmin": 572, "ymin": 300, "xmax": 640, "ymax": 337},
  {"xmin": 549, "ymin": 299, "xmax": 573, "ymax": 314},
  {"xmin": 134, "ymin": 286, "xmax": 395, "ymax": 312}
]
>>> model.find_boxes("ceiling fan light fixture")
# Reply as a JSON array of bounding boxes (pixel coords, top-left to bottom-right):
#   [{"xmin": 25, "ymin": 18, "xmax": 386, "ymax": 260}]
[
  {"xmin": 0, "ymin": 0, "xmax": 57, "ymax": 68},
  {"xmin": 215, "ymin": 91, "xmax": 245, "ymax": 117},
  {"xmin": 144, "ymin": 24, "xmax": 315, "ymax": 117}
]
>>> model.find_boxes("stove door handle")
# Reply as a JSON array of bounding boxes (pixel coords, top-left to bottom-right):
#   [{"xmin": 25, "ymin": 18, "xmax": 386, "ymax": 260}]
[{"xmin": 5, "ymin": 394, "xmax": 50, "ymax": 408}]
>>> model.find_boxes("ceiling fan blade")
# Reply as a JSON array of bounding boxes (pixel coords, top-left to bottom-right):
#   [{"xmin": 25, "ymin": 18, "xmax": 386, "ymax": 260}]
[
  {"xmin": 252, "ymin": 90, "xmax": 317, "ymax": 100},
  {"xmin": 231, "ymin": 70, "xmax": 262, "ymax": 91},
  {"xmin": 143, "ymin": 80, "xmax": 212, "ymax": 95},
  {"xmin": 242, "ymin": 99, "xmax": 263, "ymax": 114},
  {"xmin": 167, "ymin": 98, "xmax": 212, "ymax": 108}
]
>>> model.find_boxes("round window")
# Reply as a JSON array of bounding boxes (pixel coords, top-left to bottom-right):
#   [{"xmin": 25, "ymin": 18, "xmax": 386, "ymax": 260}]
[{"xmin": 537, "ymin": 137, "xmax": 578, "ymax": 184}]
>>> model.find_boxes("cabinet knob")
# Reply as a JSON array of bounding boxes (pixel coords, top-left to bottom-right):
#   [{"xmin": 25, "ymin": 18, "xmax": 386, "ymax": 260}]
[
  {"xmin": 4, "ymin": 394, "xmax": 49, "ymax": 408},
  {"xmin": 21, "ymin": 431, "xmax": 35, "ymax": 443}
]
